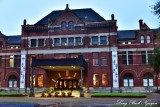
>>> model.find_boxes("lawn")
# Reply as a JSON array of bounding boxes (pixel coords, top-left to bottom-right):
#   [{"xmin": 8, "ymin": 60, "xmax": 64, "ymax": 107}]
[{"xmin": 91, "ymin": 92, "xmax": 147, "ymax": 98}]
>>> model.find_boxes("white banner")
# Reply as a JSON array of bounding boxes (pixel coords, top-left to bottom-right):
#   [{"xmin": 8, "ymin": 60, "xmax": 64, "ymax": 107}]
[
  {"xmin": 112, "ymin": 51, "xmax": 119, "ymax": 88},
  {"xmin": 20, "ymin": 54, "xmax": 26, "ymax": 88}
]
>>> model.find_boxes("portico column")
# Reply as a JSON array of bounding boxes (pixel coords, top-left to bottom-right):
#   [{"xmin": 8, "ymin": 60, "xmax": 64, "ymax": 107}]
[{"xmin": 80, "ymin": 66, "xmax": 84, "ymax": 97}]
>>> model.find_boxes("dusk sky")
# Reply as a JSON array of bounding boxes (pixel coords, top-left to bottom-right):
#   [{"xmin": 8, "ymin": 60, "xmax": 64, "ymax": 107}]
[{"xmin": 0, "ymin": 0, "xmax": 159, "ymax": 35}]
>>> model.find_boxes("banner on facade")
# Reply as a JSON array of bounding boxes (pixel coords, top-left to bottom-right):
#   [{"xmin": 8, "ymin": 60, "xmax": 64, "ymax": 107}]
[
  {"xmin": 20, "ymin": 54, "xmax": 26, "ymax": 88},
  {"xmin": 112, "ymin": 51, "xmax": 119, "ymax": 88}
]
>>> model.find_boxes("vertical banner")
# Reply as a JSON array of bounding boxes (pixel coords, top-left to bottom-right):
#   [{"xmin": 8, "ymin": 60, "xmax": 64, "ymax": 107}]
[
  {"xmin": 20, "ymin": 54, "xmax": 26, "ymax": 88},
  {"xmin": 112, "ymin": 51, "xmax": 119, "ymax": 88}
]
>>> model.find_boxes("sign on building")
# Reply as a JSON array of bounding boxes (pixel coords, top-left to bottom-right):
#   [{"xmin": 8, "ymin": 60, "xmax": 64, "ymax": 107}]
[
  {"xmin": 20, "ymin": 54, "xmax": 26, "ymax": 88},
  {"xmin": 112, "ymin": 51, "xmax": 119, "ymax": 88}
]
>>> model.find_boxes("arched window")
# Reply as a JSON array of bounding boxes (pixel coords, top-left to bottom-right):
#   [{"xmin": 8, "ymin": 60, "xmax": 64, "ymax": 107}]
[
  {"xmin": 61, "ymin": 21, "xmax": 66, "ymax": 30},
  {"xmin": 147, "ymin": 35, "xmax": 151, "ymax": 43},
  {"xmin": 8, "ymin": 75, "xmax": 17, "ymax": 88},
  {"xmin": 68, "ymin": 21, "xmax": 74, "ymax": 30},
  {"xmin": 123, "ymin": 73, "xmax": 134, "ymax": 87},
  {"xmin": 140, "ymin": 35, "xmax": 145, "ymax": 44},
  {"xmin": 143, "ymin": 73, "xmax": 154, "ymax": 86}
]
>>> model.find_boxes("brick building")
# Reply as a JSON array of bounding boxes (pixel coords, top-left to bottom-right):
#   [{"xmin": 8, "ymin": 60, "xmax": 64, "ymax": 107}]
[{"xmin": 0, "ymin": 4, "xmax": 159, "ymax": 93}]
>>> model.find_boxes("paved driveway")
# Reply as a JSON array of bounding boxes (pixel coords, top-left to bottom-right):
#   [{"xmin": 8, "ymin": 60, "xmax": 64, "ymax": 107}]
[{"xmin": 0, "ymin": 93, "xmax": 159, "ymax": 107}]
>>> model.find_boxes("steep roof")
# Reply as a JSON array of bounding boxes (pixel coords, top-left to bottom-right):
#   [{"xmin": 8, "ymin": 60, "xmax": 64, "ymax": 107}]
[
  {"xmin": 7, "ymin": 35, "xmax": 21, "ymax": 45},
  {"xmin": 35, "ymin": 8, "xmax": 106, "ymax": 25}
]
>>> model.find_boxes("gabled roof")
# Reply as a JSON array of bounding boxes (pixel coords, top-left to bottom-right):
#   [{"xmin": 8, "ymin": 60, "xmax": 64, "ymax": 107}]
[
  {"xmin": 35, "ymin": 8, "xmax": 106, "ymax": 25},
  {"xmin": 117, "ymin": 30, "xmax": 137, "ymax": 41},
  {"xmin": 7, "ymin": 35, "xmax": 21, "ymax": 45}
]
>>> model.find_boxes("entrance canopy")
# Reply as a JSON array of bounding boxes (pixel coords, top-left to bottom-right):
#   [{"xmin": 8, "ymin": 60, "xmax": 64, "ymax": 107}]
[{"xmin": 31, "ymin": 55, "xmax": 88, "ymax": 71}]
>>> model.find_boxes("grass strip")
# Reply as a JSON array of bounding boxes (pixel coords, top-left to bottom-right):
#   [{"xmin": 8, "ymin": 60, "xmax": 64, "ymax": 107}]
[
  {"xmin": 91, "ymin": 93, "xmax": 147, "ymax": 98},
  {"xmin": 0, "ymin": 92, "xmax": 28, "ymax": 97}
]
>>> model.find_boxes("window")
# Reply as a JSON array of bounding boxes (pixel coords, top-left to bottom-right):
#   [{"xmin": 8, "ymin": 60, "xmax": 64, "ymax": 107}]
[
  {"xmin": 93, "ymin": 53, "xmax": 99, "ymax": 65},
  {"xmin": 68, "ymin": 37, "xmax": 74, "ymax": 46},
  {"xmin": 122, "ymin": 52, "xmax": 127, "ymax": 64},
  {"xmin": 8, "ymin": 75, "xmax": 17, "ymax": 88},
  {"xmin": 61, "ymin": 38, "xmax": 67, "ymax": 46},
  {"xmin": 38, "ymin": 74, "xmax": 43, "ymax": 88},
  {"xmin": 101, "ymin": 59, "xmax": 107, "ymax": 66},
  {"xmin": 14, "ymin": 55, "xmax": 19, "ymax": 67},
  {"xmin": 143, "ymin": 73, "xmax": 154, "ymax": 86},
  {"xmin": 54, "ymin": 38, "xmax": 60, "ymax": 46},
  {"xmin": 128, "ymin": 51, "xmax": 133, "ymax": 64},
  {"xmin": 123, "ymin": 73, "xmax": 134, "ymax": 87},
  {"xmin": 68, "ymin": 21, "xmax": 74, "ymax": 30},
  {"xmin": 31, "ymin": 39, "xmax": 36, "ymax": 47},
  {"xmin": 30, "ymin": 74, "xmax": 35, "ymax": 87},
  {"xmin": 100, "ymin": 36, "xmax": 107, "ymax": 45},
  {"xmin": 75, "ymin": 37, "xmax": 81, "ymax": 45},
  {"xmin": 93, "ymin": 74, "xmax": 99, "ymax": 87},
  {"xmin": 38, "ymin": 39, "xmax": 44, "ymax": 47},
  {"xmin": 9, "ymin": 55, "xmax": 14, "ymax": 67},
  {"xmin": 9, "ymin": 55, "xmax": 19, "ymax": 67},
  {"xmin": 102, "ymin": 74, "xmax": 108, "ymax": 86},
  {"xmin": 147, "ymin": 35, "xmax": 151, "ymax": 43},
  {"xmin": 92, "ymin": 36, "xmax": 98, "ymax": 45},
  {"xmin": 141, "ymin": 51, "xmax": 146, "ymax": 64},
  {"xmin": 61, "ymin": 21, "xmax": 67, "ymax": 30},
  {"xmin": 140, "ymin": 35, "xmax": 145, "ymax": 44}
]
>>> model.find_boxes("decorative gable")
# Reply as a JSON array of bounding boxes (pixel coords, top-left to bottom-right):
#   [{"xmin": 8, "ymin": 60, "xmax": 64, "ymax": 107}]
[{"xmin": 49, "ymin": 4, "xmax": 85, "ymax": 27}]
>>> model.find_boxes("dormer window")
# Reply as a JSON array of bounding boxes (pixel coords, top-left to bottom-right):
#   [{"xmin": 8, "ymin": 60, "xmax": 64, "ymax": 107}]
[
  {"xmin": 61, "ymin": 21, "xmax": 67, "ymax": 30},
  {"xmin": 68, "ymin": 21, "xmax": 74, "ymax": 30},
  {"xmin": 140, "ymin": 35, "xmax": 145, "ymax": 44},
  {"xmin": 147, "ymin": 35, "xmax": 151, "ymax": 43}
]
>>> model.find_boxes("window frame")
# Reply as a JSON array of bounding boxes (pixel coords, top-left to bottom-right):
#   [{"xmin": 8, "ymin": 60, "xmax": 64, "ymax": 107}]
[{"xmin": 140, "ymin": 35, "xmax": 145, "ymax": 44}]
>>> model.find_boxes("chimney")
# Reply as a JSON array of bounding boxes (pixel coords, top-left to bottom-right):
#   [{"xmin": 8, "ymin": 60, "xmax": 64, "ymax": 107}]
[
  {"xmin": 23, "ymin": 19, "xmax": 26, "ymax": 25},
  {"xmin": 66, "ymin": 4, "xmax": 69, "ymax": 9},
  {"xmin": 111, "ymin": 14, "xmax": 114, "ymax": 20},
  {"xmin": 139, "ymin": 19, "xmax": 143, "ymax": 28}
]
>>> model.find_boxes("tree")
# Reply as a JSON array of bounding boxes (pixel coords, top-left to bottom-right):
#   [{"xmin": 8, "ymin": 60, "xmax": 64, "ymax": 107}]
[
  {"xmin": 153, "ymin": 1, "xmax": 160, "ymax": 18},
  {"xmin": 148, "ymin": 47, "xmax": 160, "ymax": 92}
]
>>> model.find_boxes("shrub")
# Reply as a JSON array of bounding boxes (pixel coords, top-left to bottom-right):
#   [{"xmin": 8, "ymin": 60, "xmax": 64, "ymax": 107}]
[
  {"xmin": 67, "ymin": 92, "xmax": 72, "ymax": 97},
  {"xmin": 61, "ymin": 92, "xmax": 66, "ymax": 97},
  {"xmin": 54, "ymin": 91, "xmax": 59, "ymax": 97},
  {"xmin": 91, "ymin": 93, "xmax": 147, "ymax": 98},
  {"xmin": 0, "ymin": 92, "xmax": 27, "ymax": 97}
]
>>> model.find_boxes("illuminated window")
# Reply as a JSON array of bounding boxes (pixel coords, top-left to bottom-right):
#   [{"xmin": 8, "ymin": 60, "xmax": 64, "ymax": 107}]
[
  {"xmin": 8, "ymin": 75, "xmax": 17, "ymax": 88},
  {"xmin": 102, "ymin": 74, "xmax": 108, "ymax": 86},
  {"xmin": 123, "ymin": 73, "xmax": 134, "ymax": 87},
  {"xmin": 128, "ymin": 42, "xmax": 131, "ymax": 44},
  {"xmin": 122, "ymin": 42, "xmax": 125, "ymax": 44},
  {"xmin": 93, "ymin": 74, "xmax": 99, "ymax": 87},
  {"xmin": 9, "ymin": 55, "xmax": 14, "ymax": 67},
  {"xmin": 38, "ymin": 74, "xmax": 43, "ymax": 88},
  {"xmin": 30, "ymin": 74, "xmax": 35, "ymax": 87}
]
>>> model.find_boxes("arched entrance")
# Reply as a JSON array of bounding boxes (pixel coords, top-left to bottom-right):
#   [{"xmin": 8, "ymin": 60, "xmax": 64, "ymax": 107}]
[{"xmin": 54, "ymin": 77, "xmax": 80, "ymax": 90}]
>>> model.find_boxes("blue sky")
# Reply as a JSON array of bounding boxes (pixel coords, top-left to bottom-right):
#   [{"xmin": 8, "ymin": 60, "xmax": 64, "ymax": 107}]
[{"xmin": 0, "ymin": 0, "xmax": 159, "ymax": 35}]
